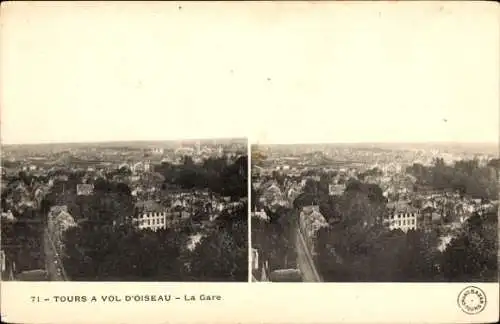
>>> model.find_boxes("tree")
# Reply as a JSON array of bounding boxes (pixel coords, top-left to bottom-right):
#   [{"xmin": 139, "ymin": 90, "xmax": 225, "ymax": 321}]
[
  {"xmin": 441, "ymin": 213, "xmax": 497, "ymax": 282},
  {"xmin": 62, "ymin": 224, "xmax": 189, "ymax": 281},
  {"xmin": 316, "ymin": 183, "xmax": 391, "ymax": 281},
  {"xmin": 407, "ymin": 158, "xmax": 498, "ymax": 200},
  {"xmin": 187, "ymin": 228, "xmax": 246, "ymax": 281}
]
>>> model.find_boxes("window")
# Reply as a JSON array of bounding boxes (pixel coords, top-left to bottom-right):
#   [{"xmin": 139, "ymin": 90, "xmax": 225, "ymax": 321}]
[{"xmin": 403, "ymin": 220, "xmax": 406, "ymax": 225}]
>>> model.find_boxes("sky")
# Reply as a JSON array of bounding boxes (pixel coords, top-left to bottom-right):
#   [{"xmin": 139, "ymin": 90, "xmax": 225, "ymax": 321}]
[{"xmin": 1, "ymin": 1, "xmax": 498, "ymax": 145}]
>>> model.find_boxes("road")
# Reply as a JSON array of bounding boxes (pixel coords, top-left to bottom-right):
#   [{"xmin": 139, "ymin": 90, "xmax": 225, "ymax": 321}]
[
  {"xmin": 295, "ymin": 228, "xmax": 322, "ymax": 282},
  {"xmin": 43, "ymin": 228, "xmax": 67, "ymax": 281}
]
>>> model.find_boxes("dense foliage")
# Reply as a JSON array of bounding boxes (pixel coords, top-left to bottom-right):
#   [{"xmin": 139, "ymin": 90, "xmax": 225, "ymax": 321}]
[
  {"xmin": 256, "ymin": 158, "xmax": 498, "ymax": 282},
  {"xmin": 1, "ymin": 219, "xmax": 44, "ymax": 272},
  {"xmin": 156, "ymin": 155, "xmax": 248, "ymax": 200},
  {"xmin": 406, "ymin": 158, "xmax": 498, "ymax": 200},
  {"xmin": 60, "ymin": 155, "xmax": 248, "ymax": 281},
  {"xmin": 252, "ymin": 206, "xmax": 297, "ymax": 271},
  {"xmin": 314, "ymin": 158, "xmax": 498, "ymax": 282},
  {"xmin": 442, "ymin": 211, "xmax": 498, "ymax": 281},
  {"xmin": 188, "ymin": 205, "xmax": 248, "ymax": 281}
]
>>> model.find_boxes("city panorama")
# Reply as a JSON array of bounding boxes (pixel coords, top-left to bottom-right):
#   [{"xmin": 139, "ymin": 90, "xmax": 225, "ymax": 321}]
[
  {"xmin": 1, "ymin": 138, "xmax": 248, "ymax": 282},
  {"xmin": 251, "ymin": 142, "xmax": 498, "ymax": 282}
]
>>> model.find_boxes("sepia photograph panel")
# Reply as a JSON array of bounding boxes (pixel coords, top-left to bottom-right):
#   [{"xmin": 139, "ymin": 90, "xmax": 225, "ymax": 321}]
[
  {"xmin": 252, "ymin": 142, "xmax": 498, "ymax": 283},
  {"xmin": 1, "ymin": 138, "xmax": 249, "ymax": 282}
]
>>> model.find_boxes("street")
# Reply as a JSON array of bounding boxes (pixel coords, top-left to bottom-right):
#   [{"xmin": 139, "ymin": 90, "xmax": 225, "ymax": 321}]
[
  {"xmin": 43, "ymin": 228, "xmax": 66, "ymax": 281},
  {"xmin": 295, "ymin": 228, "xmax": 322, "ymax": 282}
]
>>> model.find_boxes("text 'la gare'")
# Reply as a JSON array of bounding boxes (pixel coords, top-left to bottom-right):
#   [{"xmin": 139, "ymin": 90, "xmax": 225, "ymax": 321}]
[{"xmin": 51, "ymin": 294, "xmax": 222, "ymax": 303}]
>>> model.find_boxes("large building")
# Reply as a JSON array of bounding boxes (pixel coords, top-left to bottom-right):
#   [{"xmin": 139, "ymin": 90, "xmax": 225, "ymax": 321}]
[
  {"xmin": 133, "ymin": 200, "xmax": 185, "ymax": 231},
  {"xmin": 385, "ymin": 201, "xmax": 419, "ymax": 232}
]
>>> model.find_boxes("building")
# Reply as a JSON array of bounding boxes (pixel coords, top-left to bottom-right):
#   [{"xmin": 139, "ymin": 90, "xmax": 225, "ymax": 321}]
[
  {"xmin": 269, "ymin": 269, "xmax": 302, "ymax": 282},
  {"xmin": 151, "ymin": 148, "xmax": 164, "ymax": 155},
  {"xmin": 132, "ymin": 161, "xmax": 151, "ymax": 174},
  {"xmin": 419, "ymin": 206, "xmax": 442, "ymax": 230},
  {"xmin": 15, "ymin": 269, "xmax": 48, "ymax": 281},
  {"xmin": 252, "ymin": 210, "xmax": 269, "ymax": 221},
  {"xmin": 134, "ymin": 200, "xmax": 182, "ymax": 231},
  {"xmin": 251, "ymin": 248, "xmax": 270, "ymax": 282},
  {"xmin": 1, "ymin": 250, "xmax": 5, "ymax": 272},
  {"xmin": 299, "ymin": 205, "xmax": 328, "ymax": 256},
  {"xmin": 385, "ymin": 201, "xmax": 419, "ymax": 232},
  {"xmin": 76, "ymin": 183, "xmax": 94, "ymax": 196},
  {"xmin": 251, "ymin": 248, "xmax": 259, "ymax": 271},
  {"xmin": 1, "ymin": 210, "xmax": 15, "ymax": 221},
  {"xmin": 47, "ymin": 206, "xmax": 77, "ymax": 254},
  {"xmin": 328, "ymin": 184, "xmax": 345, "ymax": 196}
]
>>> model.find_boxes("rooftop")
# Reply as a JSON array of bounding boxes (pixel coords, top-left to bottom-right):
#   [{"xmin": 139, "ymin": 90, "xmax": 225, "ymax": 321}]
[{"xmin": 135, "ymin": 200, "xmax": 165, "ymax": 213}]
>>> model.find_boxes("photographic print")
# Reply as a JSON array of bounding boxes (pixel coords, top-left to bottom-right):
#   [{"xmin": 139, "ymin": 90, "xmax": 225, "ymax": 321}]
[
  {"xmin": 1, "ymin": 139, "xmax": 248, "ymax": 281},
  {"xmin": 1, "ymin": 2, "xmax": 252, "ymax": 284},
  {"xmin": 251, "ymin": 143, "xmax": 498, "ymax": 282}
]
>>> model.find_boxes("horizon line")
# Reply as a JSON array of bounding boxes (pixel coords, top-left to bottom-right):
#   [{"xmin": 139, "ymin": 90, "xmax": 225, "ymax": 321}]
[
  {"xmin": 251, "ymin": 140, "xmax": 499, "ymax": 146},
  {"xmin": 1, "ymin": 137, "xmax": 249, "ymax": 147}
]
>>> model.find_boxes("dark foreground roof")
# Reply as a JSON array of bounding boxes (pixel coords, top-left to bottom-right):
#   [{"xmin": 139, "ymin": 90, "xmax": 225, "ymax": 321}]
[
  {"xmin": 270, "ymin": 269, "xmax": 302, "ymax": 282},
  {"xmin": 16, "ymin": 269, "xmax": 48, "ymax": 281}
]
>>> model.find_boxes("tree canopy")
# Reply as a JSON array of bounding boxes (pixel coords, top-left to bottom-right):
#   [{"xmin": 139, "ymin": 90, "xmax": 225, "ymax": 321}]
[{"xmin": 406, "ymin": 158, "xmax": 498, "ymax": 200}]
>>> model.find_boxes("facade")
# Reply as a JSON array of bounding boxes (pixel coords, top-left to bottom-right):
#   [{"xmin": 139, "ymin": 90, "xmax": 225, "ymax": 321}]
[
  {"xmin": 1, "ymin": 250, "xmax": 5, "ymax": 272},
  {"xmin": 385, "ymin": 201, "xmax": 419, "ymax": 232},
  {"xmin": 328, "ymin": 184, "xmax": 346, "ymax": 196},
  {"xmin": 151, "ymin": 148, "xmax": 164, "ymax": 155},
  {"xmin": 299, "ymin": 205, "xmax": 328, "ymax": 256},
  {"xmin": 47, "ymin": 205, "xmax": 77, "ymax": 254},
  {"xmin": 133, "ymin": 200, "xmax": 183, "ymax": 231},
  {"xmin": 76, "ymin": 183, "xmax": 94, "ymax": 196},
  {"xmin": 132, "ymin": 161, "xmax": 151, "ymax": 174},
  {"xmin": 1, "ymin": 210, "xmax": 15, "ymax": 221},
  {"xmin": 251, "ymin": 248, "xmax": 259, "ymax": 271},
  {"xmin": 252, "ymin": 210, "xmax": 269, "ymax": 221},
  {"xmin": 269, "ymin": 269, "xmax": 302, "ymax": 282},
  {"xmin": 134, "ymin": 211, "xmax": 169, "ymax": 231},
  {"xmin": 251, "ymin": 248, "xmax": 270, "ymax": 282}
]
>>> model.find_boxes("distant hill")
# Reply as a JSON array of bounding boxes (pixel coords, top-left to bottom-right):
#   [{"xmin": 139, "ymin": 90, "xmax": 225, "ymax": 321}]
[
  {"xmin": 252, "ymin": 142, "xmax": 498, "ymax": 156},
  {"xmin": 1, "ymin": 138, "xmax": 248, "ymax": 152}
]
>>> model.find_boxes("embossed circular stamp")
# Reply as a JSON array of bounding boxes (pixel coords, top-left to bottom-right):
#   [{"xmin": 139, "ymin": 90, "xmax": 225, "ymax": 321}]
[{"xmin": 457, "ymin": 286, "xmax": 487, "ymax": 315}]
